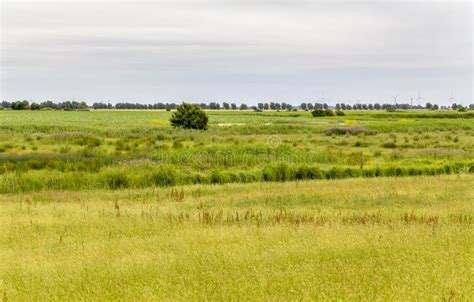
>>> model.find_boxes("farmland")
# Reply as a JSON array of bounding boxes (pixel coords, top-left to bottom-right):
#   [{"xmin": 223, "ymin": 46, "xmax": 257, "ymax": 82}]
[{"xmin": 0, "ymin": 109, "xmax": 473, "ymax": 300}]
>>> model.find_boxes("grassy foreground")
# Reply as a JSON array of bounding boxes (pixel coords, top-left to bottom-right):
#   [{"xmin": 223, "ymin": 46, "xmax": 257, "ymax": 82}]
[{"xmin": 1, "ymin": 175, "xmax": 472, "ymax": 301}]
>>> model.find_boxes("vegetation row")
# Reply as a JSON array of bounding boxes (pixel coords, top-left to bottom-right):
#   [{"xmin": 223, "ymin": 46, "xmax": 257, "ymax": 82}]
[
  {"xmin": 1, "ymin": 161, "xmax": 472, "ymax": 193},
  {"xmin": 2, "ymin": 100, "xmax": 473, "ymax": 111}
]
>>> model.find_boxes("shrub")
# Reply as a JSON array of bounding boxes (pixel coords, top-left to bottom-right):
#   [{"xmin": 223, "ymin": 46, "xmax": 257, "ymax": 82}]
[
  {"xmin": 335, "ymin": 110, "xmax": 345, "ymax": 116},
  {"xmin": 312, "ymin": 109, "xmax": 335, "ymax": 117},
  {"xmin": 325, "ymin": 110, "xmax": 335, "ymax": 116},
  {"xmin": 312, "ymin": 109, "xmax": 325, "ymax": 117},
  {"xmin": 170, "ymin": 103, "xmax": 208, "ymax": 130}
]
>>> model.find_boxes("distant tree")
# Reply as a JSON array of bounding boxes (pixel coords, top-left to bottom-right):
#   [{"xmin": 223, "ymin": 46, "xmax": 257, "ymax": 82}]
[
  {"xmin": 170, "ymin": 103, "xmax": 208, "ymax": 130},
  {"xmin": 257, "ymin": 103, "xmax": 264, "ymax": 110},
  {"xmin": 286, "ymin": 104, "xmax": 293, "ymax": 111},
  {"xmin": 340, "ymin": 103, "xmax": 346, "ymax": 110},
  {"xmin": 93, "ymin": 102, "xmax": 107, "ymax": 110},
  {"xmin": 469, "ymin": 104, "xmax": 474, "ymax": 110},
  {"xmin": 425, "ymin": 102, "xmax": 432, "ymax": 110},
  {"xmin": 222, "ymin": 102, "xmax": 230, "ymax": 110},
  {"xmin": 307, "ymin": 103, "xmax": 314, "ymax": 110},
  {"xmin": 209, "ymin": 102, "xmax": 220, "ymax": 110},
  {"xmin": 231, "ymin": 103, "xmax": 237, "ymax": 110},
  {"xmin": 458, "ymin": 106, "xmax": 467, "ymax": 112},
  {"xmin": 11, "ymin": 100, "xmax": 29, "ymax": 110},
  {"xmin": 335, "ymin": 103, "xmax": 341, "ymax": 110},
  {"xmin": 432, "ymin": 104, "xmax": 439, "ymax": 110},
  {"xmin": 30, "ymin": 103, "xmax": 41, "ymax": 110},
  {"xmin": 374, "ymin": 103, "xmax": 381, "ymax": 110},
  {"xmin": 239, "ymin": 103, "xmax": 248, "ymax": 110},
  {"xmin": 40, "ymin": 101, "xmax": 54, "ymax": 109},
  {"xmin": 270, "ymin": 102, "xmax": 276, "ymax": 110},
  {"xmin": 451, "ymin": 103, "xmax": 458, "ymax": 110},
  {"xmin": 264, "ymin": 103, "xmax": 269, "ymax": 110},
  {"xmin": 275, "ymin": 103, "xmax": 281, "ymax": 110},
  {"xmin": 1, "ymin": 101, "xmax": 12, "ymax": 109},
  {"xmin": 300, "ymin": 103, "xmax": 307, "ymax": 110},
  {"xmin": 323, "ymin": 103, "xmax": 328, "ymax": 110},
  {"xmin": 368, "ymin": 104, "xmax": 374, "ymax": 110}
]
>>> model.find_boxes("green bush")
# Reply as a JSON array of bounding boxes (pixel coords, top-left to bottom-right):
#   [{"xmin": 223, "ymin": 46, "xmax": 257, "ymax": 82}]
[
  {"xmin": 312, "ymin": 109, "xmax": 335, "ymax": 117},
  {"xmin": 170, "ymin": 103, "xmax": 208, "ymax": 130}
]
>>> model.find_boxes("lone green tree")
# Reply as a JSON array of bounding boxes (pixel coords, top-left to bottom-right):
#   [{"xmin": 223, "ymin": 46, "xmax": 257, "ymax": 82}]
[{"xmin": 170, "ymin": 103, "xmax": 208, "ymax": 130}]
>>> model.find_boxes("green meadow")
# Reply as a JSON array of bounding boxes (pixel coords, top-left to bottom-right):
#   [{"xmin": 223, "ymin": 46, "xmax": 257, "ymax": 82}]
[
  {"xmin": 0, "ymin": 109, "xmax": 473, "ymax": 300},
  {"xmin": 0, "ymin": 110, "xmax": 473, "ymax": 192}
]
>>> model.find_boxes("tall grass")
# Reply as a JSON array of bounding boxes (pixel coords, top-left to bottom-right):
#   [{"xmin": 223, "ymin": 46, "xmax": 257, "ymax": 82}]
[
  {"xmin": 1, "ymin": 175, "xmax": 472, "ymax": 300},
  {"xmin": 0, "ymin": 161, "xmax": 472, "ymax": 193}
]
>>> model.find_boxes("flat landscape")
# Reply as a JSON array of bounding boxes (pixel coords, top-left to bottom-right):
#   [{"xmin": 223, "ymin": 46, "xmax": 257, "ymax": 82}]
[{"xmin": 1, "ymin": 109, "xmax": 473, "ymax": 300}]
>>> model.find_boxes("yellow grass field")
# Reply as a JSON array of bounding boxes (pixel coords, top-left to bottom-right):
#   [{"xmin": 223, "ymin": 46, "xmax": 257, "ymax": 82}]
[{"xmin": 1, "ymin": 175, "xmax": 472, "ymax": 301}]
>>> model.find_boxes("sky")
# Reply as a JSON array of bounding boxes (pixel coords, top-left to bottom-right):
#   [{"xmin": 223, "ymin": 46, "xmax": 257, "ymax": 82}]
[{"xmin": 1, "ymin": 0, "xmax": 472, "ymax": 105}]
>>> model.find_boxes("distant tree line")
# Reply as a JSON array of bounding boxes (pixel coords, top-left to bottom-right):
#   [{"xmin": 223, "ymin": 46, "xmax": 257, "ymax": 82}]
[
  {"xmin": 1, "ymin": 100, "xmax": 473, "ymax": 111},
  {"xmin": 1, "ymin": 100, "xmax": 88, "ymax": 110}
]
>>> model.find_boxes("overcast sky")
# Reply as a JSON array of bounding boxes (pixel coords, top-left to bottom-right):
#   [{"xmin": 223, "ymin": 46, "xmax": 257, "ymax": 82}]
[{"xmin": 1, "ymin": 0, "xmax": 472, "ymax": 105}]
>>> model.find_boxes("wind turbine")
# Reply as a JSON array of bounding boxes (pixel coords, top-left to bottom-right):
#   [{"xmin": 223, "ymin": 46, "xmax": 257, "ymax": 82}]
[
  {"xmin": 319, "ymin": 92, "xmax": 329, "ymax": 103},
  {"xmin": 415, "ymin": 91, "xmax": 424, "ymax": 107},
  {"xmin": 448, "ymin": 92, "xmax": 457, "ymax": 106},
  {"xmin": 392, "ymin": 94, "xmax": 399, "ymax": 105}
]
